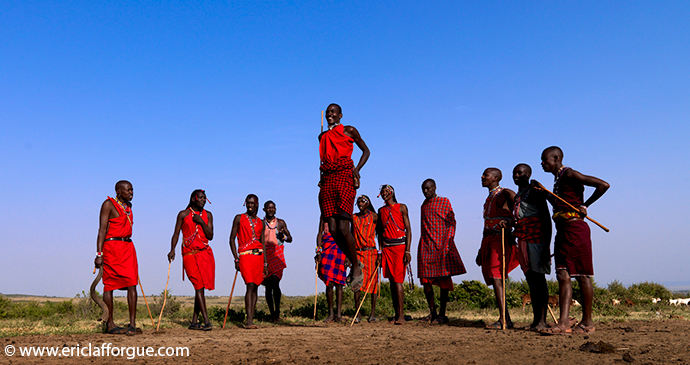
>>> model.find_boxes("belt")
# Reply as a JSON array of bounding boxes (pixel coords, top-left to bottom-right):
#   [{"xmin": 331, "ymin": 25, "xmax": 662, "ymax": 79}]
[
  {"xmin": 356, "ymin": 247, "xmax": 377, "ymax": 251},
  {"xmin": 105, "ymin": 237, "xmax": 132, "ymax": 242},
  {"xmin": 383, "ymin": 237, "xmax": 406, "ymax": 247},
  {"xmin": 183, "ymin": 246, "xmax": 209, "ymax": 257},
  {"xmin": 239, "ymin": 248, "xmax": 264, "ymax": 256}
]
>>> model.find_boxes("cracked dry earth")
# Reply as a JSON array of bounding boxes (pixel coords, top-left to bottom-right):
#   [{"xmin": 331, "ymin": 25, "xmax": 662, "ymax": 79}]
[{"xmin": 3, "ymin": 319, "xmax": 690, "ymax": 364}]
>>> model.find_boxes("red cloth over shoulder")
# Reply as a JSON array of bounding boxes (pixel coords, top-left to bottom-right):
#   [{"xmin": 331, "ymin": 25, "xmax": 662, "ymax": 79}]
[
  {"xmin": 102, "ymin": 197, "xmax": 138, "ymax": 292},
  {"xmin": 380, "ymin": 203, "xmax": 406, "ymax": 240},
  {"xmin": 238, "ymin": 214, "xmax": 262, "ymax": 252},
  {"xmin": 319, "ymin": 124, "xmax": 354, "ymax": 164},
  {"xmin": 182, "ymin": 209, "xmax": 215, "ymax": 291}
]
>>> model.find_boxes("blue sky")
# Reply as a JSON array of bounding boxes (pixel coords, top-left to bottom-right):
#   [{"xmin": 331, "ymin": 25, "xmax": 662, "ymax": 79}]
[{"xmin": 1, "ymin": 1, "xmax": 688, "ymax": 297}]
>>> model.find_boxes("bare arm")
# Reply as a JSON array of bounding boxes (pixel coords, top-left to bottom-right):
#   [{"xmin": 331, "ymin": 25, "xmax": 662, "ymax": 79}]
[
  {"xmin": 168, "ymin": 210, "xmax": 188, "ymax": 262},
  {"xmin": 400, "ymin": 204, "xmax": 412, "ymax": 265},
  {"xmin": 278, "ymin": 219, "xmax": 292, "ymax": 243},
  {"xmin": 376, "ymin": 208, "xmax": 384, "ymax": 249},
  {"xmin": 229, "ymin": 214, "xmax": 241, "ymax": 271},
  {"xmin": 372, "ymin": 211, "xmax": 381, "ymax": 266},
  {"xmin": 94, "ymin": 200, "xmax": 116, "ymax": 269},
  {"xmin": 566, "ymin": 169, "xmax": 610, "ymax": 215},
  {"xmin": 344, "ymin": 125, "xmax": 370, "ymax": 180}
]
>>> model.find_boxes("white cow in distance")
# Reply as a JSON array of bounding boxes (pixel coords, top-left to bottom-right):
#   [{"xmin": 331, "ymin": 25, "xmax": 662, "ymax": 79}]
[
  {"xmin": 678, "ymin": 298, "xmax": 690, "ymax": 306},
  {"xmin": 652, "ymin": 298, "xmax": 662, "ymax": 304}
]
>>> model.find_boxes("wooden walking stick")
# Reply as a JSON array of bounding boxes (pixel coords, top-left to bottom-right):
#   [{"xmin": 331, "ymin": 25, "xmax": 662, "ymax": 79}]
[
  {"xmin": 156, "ymin": 261, "xmax": 171, "ymax": 331},
  {"xmin": 501, "ymin": 228, "xmax": 506, "ymax": 331},
  {"xmin": 138, "ymin": 276, "xmax": 155, "ymax": 327},
  {"xmin": 350, "ymin": 263, "xmax": 380, "ymax": 326},
  {"xmin": 90, "ymin": 266, "xmax": 109, "ymax": 324},
  {"xmin": 313, "ymin": 268, "xmax": 319, "ymax": 321},
  {"xmin": 533, "ymin": 181, "xmax": 609, "ymax": 232},
  {"xmin": 222, "ymin": 270, "xmax": 239, "ymax": 329},
  {"xmin": 547, "ymin": 304, "xmax": 558, "ymax": 323},
  {"xmin": 321, "ymin": 110, "xmax": 324, "ymax": 133}
]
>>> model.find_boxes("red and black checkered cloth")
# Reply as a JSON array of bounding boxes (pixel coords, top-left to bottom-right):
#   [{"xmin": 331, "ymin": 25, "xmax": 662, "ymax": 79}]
[
  {"xmin": 417, "ymin": 196, "xmax": 466, "ymax": 279},
  {"xmin": 265, "ymin": 241, "xmax": 286, "ymax": 280},
  {"xmin": 319, "ymin": 157, "xmax": 355, "ymax": 219},
  {"xmin": 319, "ymin": 232, "xmax": 347, "ymax": 286}
]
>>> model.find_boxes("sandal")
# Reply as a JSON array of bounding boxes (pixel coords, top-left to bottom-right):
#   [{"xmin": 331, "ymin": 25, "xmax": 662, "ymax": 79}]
[
  {"xmin": 368, "ymin": 317, "xmax": 377, "ymax": 323},
  {"xmin": 188, "ymin": 322, "xmax": 202, "ymax": 330},
  {"xmin": 540, "ymin": 325, "xmax": 572, "ymax": 336},
  {"xmin": 202, "ymin": 322, "xmax": 213, "ymax": 331},
  {"xmin": 125, "ymin": 325, "xmax": 137, "ymax": 336},
  {"xmin": 572, "ymin": 323, "xmax": 595, "ymax": 334},
  {"xmin": 244, "ymin": 324, "xmax": 259, "ymax": 329},
  {"xmin": 106, "ymin": 326, "xmax": 127, "ymax": 335}
]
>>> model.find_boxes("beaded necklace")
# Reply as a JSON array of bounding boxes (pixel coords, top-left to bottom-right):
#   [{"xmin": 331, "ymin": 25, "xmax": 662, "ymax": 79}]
[
  {"xmin": 553, "ymin": 166, "xmax": 571, "ymax": 195},
  {"xmin": 327, "ymin": 122, "xmax": 341, "ymax": 131},
  {"xmin": 483, "ymin": 186, "xmax": 503, "ymax": 220},
  {"xmin": 184, "ymin": 208, "xmax": 202, "ymax": 247},
  {"xmin": 113, "ymin": 197, "xmax": 132, "ymax": 227},
  {"xmin": 245, "ymin": 214, "xmax": 260, "ymax": 242}
]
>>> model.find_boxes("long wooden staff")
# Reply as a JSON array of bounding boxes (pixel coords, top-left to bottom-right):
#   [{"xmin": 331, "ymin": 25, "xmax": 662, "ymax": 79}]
[
  {"xmin": 90, "ymin": 267, "xmax": 109, "ymax": 323},
  {"xmin": 501, "ymin": 228, "xmax": 506, "ymax": 331},
  {"xmin": 222, "ymin": 270, "xmax": 239, "ymax": 329},
  {"xmin": 313, "ymin": 268, "xmax": 319, "ymax": 321},
  {"xmin": 547, "ymin": 304, "xmax": 558, "ymax": 323},
  {"xmin": 156, "ymin": 262, "xmax": 171, "ymax": 331},
  {"xmin": 321, "ymin": 110, "xmax": 324, "ymax": 133},
  {"xmin": 138, "ymin": 277, "xmax": 155, "ymax": 327},
  {"xmin": 534, "ymin": 181, "xmax": 609, "ymax": 232},
  {"xmin": 350, "ymin": 263, "xmax": 380, "ymax": 326}
]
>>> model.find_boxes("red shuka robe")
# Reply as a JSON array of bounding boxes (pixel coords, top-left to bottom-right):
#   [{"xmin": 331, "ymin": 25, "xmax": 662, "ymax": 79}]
[
  {"xmin": 238, "ymin": 214, "xmax": 264, "ymax": 285},
  {"xmin": 102, "ymin": 196, "xmax": 139, "ymax": 292},
  {"xmin": 182, "ymin": 209, "xmax": 215, "ymax": 290},
  {"xmin": 318, "ymin": 124, "xmax": 356, "ymax": 219}
]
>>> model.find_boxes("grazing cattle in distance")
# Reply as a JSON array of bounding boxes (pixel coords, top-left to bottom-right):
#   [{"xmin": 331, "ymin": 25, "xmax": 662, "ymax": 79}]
[
  {"xmin": 652, "ymin": 298, "xmax": 661, "ymax": 304},
  {"xmin": 547, "ymin": 295, "xmax": 559, "ymax": 307},
  {"xmin": 571, "ymin": 299, "xmax": 581, "ymax": 307},
  {"xmin": 678, "ymin": 298, "xmax": 690, "ymax": 306},
  {"xmin": 669, "ymin": 298, "xmax": 681, "ymax": 306},
  {"xmin": 521, "ymin": 294, "xmax": 532, "ymax": 311},
  {"xmin": 612, "ymin": 299, "xmax": 621, "ymax": 305},
  {"xmin": 625, "ymin": 299, "xmax": 635, "ymax": 307}
]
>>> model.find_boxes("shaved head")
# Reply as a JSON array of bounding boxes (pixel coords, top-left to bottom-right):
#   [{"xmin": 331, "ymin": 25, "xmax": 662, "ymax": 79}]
[
  {"xmin": 485, "ymin": 168, "xmax": 502, "ymax": 181},
  {"xmin": 115, "ymin": 180, "xmax": 131, "ymax": 191},
  {"xmin": 422, "ymin": 178, "xmax": 436, "ymax": 188},
  {"xmin": 514, "ymin": 163, "xmax": 532, "ymax": 175},
  {"xmin": 543, "ymin": 146, "xmax": 563, "ymax": 160},
  {"xmin": 328, "ymin": 103, "xmax": 342, "ymax": 114}
]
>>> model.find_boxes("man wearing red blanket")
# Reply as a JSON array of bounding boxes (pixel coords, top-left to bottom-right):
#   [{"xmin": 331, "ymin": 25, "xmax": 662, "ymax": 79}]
[
  {"xmin": 318, "ymin": 103, "xmax": 370, "ymax": 291},
  {"xmin": 94, "ymin": 180, "xmax": 139, "ymax": 336},
  {"xmin": 168, "ymin": 189, "xmax": 215, "ymax": 331},
  {"xmin": 229, "ymin": 194, "xmax": 267, "ymax": 329}
]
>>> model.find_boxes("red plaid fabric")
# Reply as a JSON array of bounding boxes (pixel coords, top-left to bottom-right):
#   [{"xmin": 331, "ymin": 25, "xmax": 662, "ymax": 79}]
[
  {"xmin": 264, "ymin": 219, "xmax": 287, "ymax": 280},
  {"xmin": 265, "ymin": 243, "xmax": 286, "ymax": 279},
  {"xmin": 319, "ymin": 232, "xmax": 347, "ymax": 286},
  {"xmin": 353, "ymin": 213, "xmax": 378, "ymax": 294},
  {"xmin": 319, "ymin": 157, "xmax": 355, "ymax": 219},
  {"xmin": 417, "ymin": 196, "xmax": 466, "ymax": 279},
  {"xmin": 515, "ymin": 217, "xmax": 542, "ymax": 243}
]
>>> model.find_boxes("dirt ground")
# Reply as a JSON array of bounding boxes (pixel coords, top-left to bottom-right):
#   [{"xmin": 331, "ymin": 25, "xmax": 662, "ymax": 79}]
[{"xmin": 3, "ymin": 318, "xmax": 690, "ymax": 364}]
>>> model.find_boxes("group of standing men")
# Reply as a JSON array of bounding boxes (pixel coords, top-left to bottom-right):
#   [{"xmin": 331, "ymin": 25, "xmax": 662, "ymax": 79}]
[
  {"xmin": 93, "ymin": 103, "xmax": 609, "ymax": 335},
  {"xmin": 95, "ymin": 185, "xmax": 292, "ymax": 333}
]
